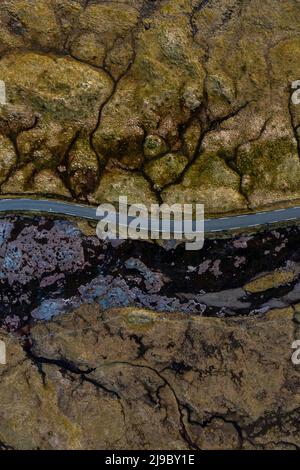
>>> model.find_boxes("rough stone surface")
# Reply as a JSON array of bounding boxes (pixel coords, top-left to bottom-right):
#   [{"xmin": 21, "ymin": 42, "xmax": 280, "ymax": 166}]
[
  {"xmin": 2, "ymin": 216, "xmax": 300, "ymax": 326},
  {"xmin": 1, "ymin": 1, "xmax": 300, "ymax": 211},
  {"xmin": 0, "ymin": 303, "xmax": 300, "ymax": 450},
  {"xmin": 1, "ymin": 0, "xmax": 300, "ymax": 452},
  {"xmin": 0, "ymin": 217, "xmax": 300, "ymax": 449}
]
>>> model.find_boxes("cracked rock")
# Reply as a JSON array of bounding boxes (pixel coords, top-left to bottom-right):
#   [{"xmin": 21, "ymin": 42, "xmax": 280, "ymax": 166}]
[
  {"xmin": 0, "ymin": 1, "xmax": 300, "ymax": 210},
  {"xmin": 0, "ymin": 303, "xmax": 299, "ymax": 450}
]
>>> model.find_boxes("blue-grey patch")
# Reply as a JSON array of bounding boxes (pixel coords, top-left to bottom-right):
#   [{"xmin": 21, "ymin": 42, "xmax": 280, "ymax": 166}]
[
  {"xmin": 54, "ymin": 220, "xmax": 82, "ymax": 237},
  {"xmin": 0, "ymin": 221, "xmax": 13, "ymax": 247},
  {"xmin": 31, "ymin": 298, "xmax": 80, "ymax": 320},
  {"xmin": 2, "ymin": 245, "xmax": 22, "ymax": 271},
  {"xmin": 97, "ymin": 287, "xmax": 132, "ymax": 310}
]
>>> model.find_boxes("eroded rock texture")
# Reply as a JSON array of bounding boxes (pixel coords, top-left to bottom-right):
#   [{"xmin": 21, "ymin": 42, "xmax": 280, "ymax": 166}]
[
  {"xmin": 2, "ymin": 216, "xmax": 300, "ymax": 326},
  {"xmin": 0, "ymin": 217, "xmax": 299, "ymax": 450},
  {"xmin": 0, "ymin": 303, "xmax": 300, "ymax": 450},
  {"xmin": 1, "ymin": 0, "xmax": 300, "ymax": 452},
  {"xmin": 1, "ymin": 1, "xmax": 300, "ymax": 212}
]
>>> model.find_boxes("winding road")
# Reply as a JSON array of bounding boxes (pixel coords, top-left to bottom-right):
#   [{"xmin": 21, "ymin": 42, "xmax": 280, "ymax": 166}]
[{"xmin": 0, "ymin": 198, "xmax": 300, "ymax": 234}]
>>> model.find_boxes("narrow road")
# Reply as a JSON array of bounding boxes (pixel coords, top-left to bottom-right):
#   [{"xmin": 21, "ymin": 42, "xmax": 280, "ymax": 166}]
[{"xmin": 0, "ymin": 198, "xmax": 299, "ymax": 233}]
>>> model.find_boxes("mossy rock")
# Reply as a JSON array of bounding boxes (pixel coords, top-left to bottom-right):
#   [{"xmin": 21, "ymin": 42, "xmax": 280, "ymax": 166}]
[
  {"xmin": 1, "ymin": 1, "xmax": 300, "ymax": 211},
  {"xmin": 244, "ymin": 270, "xmax": 297, "ymax": 294},
  {"xmin": 162, "ymin": 153, "xmax": 247, "ymax": 214},
  {"xmin": 67, "ymin": 135, "xmax": 100, "ymax": 197},
  {"xmin": 0, "ymin": 134, "xmax": 16, "ymax": 184},
  {"xmin": 144, "ymin": 135, "xmax": 168, "ymax": 159},
  {"xmin": 144, "ymin": 153, "xmax": 188, "ymax": 190},
  {"xmin": 0, "ymin": 52, "xmax": 112, "ymax": 125},
  {"xmin": 91, "ymin": 166, "xmax": 158, "ymax": 208}
]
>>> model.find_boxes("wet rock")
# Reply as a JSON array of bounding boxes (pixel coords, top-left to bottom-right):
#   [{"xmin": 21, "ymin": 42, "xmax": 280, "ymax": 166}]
[
  {"xmin": 197, "ymin": 288, "xmax": 250, "ymax": 310},
  {"xmin": 125, "ymin": 257, "xmax": 169, "ymax": 293},
  {"xmin": 1, "ymin": 216, "xmax": 300, "ymax": 324}
]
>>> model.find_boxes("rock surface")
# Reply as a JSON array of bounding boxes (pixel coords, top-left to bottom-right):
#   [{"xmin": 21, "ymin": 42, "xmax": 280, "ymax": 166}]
[
  {"xmin": 1, "ymin": 216, "xmax": 300, "ymax": 325},
  {"xmin": 1, "ymin": 1, "xmax": 300, "ymax": 212},
  {"xmin": 0, "ymin": 216, "xmax": 299, "ymax": 449},
  {"xmin": 0, "ymin": 303, "xmax": 300, "ymax": 450},
  {"xmin": 1, "ymin": 0, "xmax": 300, "ymax": 452}
]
